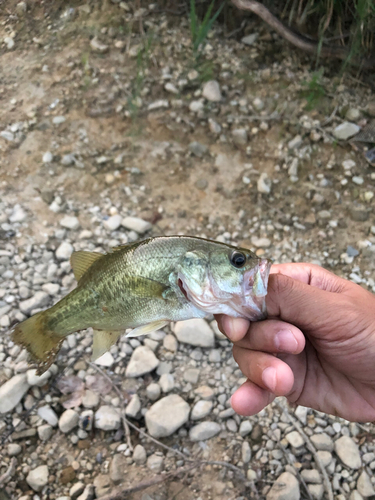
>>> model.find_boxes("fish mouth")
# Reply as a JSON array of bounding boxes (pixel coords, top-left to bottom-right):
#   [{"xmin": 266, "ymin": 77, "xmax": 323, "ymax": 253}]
[{"xmin": 241, "ymin": 258, "xmax": 272, "ymax": 320}]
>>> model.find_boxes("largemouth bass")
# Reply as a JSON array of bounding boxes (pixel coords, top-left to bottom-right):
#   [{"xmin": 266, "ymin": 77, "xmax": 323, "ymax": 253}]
[{"xmin": 12, "ymin": 236, "xmax": 271, "ymax": 374}]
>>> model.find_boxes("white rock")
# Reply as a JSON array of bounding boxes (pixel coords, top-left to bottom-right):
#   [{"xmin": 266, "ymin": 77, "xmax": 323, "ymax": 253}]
[
  {"xmin": 38, "ymin": 405, "xmax": 59, "ymax": 426},
  {"xmin": 133, "ymin": 444, "xmax": 147, "ymax": 464},
  {"xmin": 95, "ymin": 405, "xmax": 121, "ymax": 430},
  {"xmin": 8, "ymin": 443, "xmax": 22, "ymax": 456},
  {"xmin": 103, "ymin": 214, "xmax": 122, "ymax": 231},
  {"xmin": 52, "ymin": 116, "xmax": 66, "ymax": 125},
  {"xmin": 145, "ymin": 394, "xmax": 189, "ymax": 438},
  {"xmin": 251, "ymin": 236, "xmax": 271, "ymax": 248},
  {"xmin": 60, "ymin": 216, "xmax": 80, "ymax": 230},
  {"xmin": 125, "ymin": 346, "xmax": 159, "ymax": 377},
  {"xmin": 310, "ymin": 433, "xmax": 333, "ymax": 451},
  {"xmin": 121, "ymin": 216, "xmax": 152, "ymax": 234},
  {"xmin": 125, "ymin": 394, "xmax": 141, "ymax": 418},
  {"xmin": 333, "ymin": 122, "xmax": 360, "ymax": 140},
  {"xmin": 42, "ymin": 283, "xmax": 60, "ymax": 296},
  {"xmin": 42, "ymin": 151, "xmax": 53, "ymax": 163},
  {"xmin": 239, "ymin": 420, "xmax": 253, "ymax": 437},
  {"xmin": 164, "ymin": 82, "xmax": 178, "ymax": 94},
  {"xmin": 38, "ymin": 424, "xmax": 53, "ymax": 441},
  {"xmin": 357, "ymin": 471, "xmax": 375, "ymax": 497},
  {"xmin": 266, "ymin": 471, "xmax": 300, "ymax": 500},
  {"xmin": 173, "ymin": 319, "xmax": 215, "ymax": 347},
  {"xmin": 9, "ymin": 206, "xmax": 27, "ymax": 222},
  {"xmin": 189, "ymin": 421, "xmax": 221, "ymax": 441},
  {"xmin": 253, "ymin": 97, "xmax": 264, "ymax": 111},
  {"xmin": 0, "ymin": 374, "xmax": 30, "ymax": 414},
  {"xmin": 148, "ymin": 99, "xmax": 169, "ymax": 110},
  {"xmin": 295, "ymin": 406, "xmax": 308, "ymax": 424},
  {"xmin": 59, "ymin": 409, "xmax": 79, "ymax": 433},
  {"xmin": 61, "ymin": 154, "xmax": 75, "ymax": 166},
  {"xmin": 90, "ymin": 37, "xmax": 109, "ymax": 53},
  {"xmin": 94, "ymin": 352, "xmax": 115, "ymax": 367},
  {"xmin": 300, "ymin": 469, "xmax": 321, "ymax": 484},
  {"xmin": 285, "ymin": 431, "xmax": 304, "ymax": 448},
  {"xmin": 163, "ymin": 334, "xmax": 177, "ymax": 352},
  {"xmin": 26, "ymin": 465, "xmax": 49, "ymax": 492},
  {"xmin": 20, "ymin": 291, "xmax": 49, "ymax": 314},
  {"xmin": 242, "ymin": 441, "xmax": 251, "ymax": 463},
  {"xmin": 232, "ymin": 128, "xmax": 248, "ymax": 146},
  {"xmin": 241, "ymin": 33, "xmax": 258, "ymax": 45},
  {"xmin": 146, "ymin": 382, "xmax": 161, "ymax": 401},
  {"xmin": 56, "ymin": 242, "xmax": 74, "ymax": 260},
  {"xmin": 0, "ymin": 130, "xmax": 15, "ymax": 141},
  {"xmin": 349, "ymin": 491, "xmax": 364, "ymax": 500},
  {"xmin": 26, "ymin": 369, "xmax": 51, "ymax": 387},
  {"xmin": 202, "ymin": 80, "xmax": 222, "ymax": 102},
  {"xmin": 5, "ymin": 37, "xmax": 15, "ymax": 49},
  {"xmin": 208, "ymin": 118, "xmax": 221, "ymax": 134},
  {"xmin": 191, "ymin": 400, "xmax": 213, "ymax": 420},
  {"xmin": 159, "ymin": 373, "xmax": 174, "ymax": 393},
  {"xmin": 346, "ymin": 108, "xmax": 361, "ymax": 121},
  {"xmin": 288, "ymin": 135, "xmax": 303, "ymax": 150},
  {"xmin": 189, "ymin": 100, "xmax": 204, "ymax": 113},
  {"xmin": 147, "ymin": 454, "xmax": 164, "ymax": 472},
  {"xmin": 257, "ymin": 172, "xmax": 271, "ymax": 194},
  {"xmin": 334, "ymin": 436, "xmax": 361, "ymax": 469}
]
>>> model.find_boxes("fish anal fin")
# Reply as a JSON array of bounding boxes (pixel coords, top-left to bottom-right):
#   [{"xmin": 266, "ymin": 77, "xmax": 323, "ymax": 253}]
[
  {"xmin": 126, "ymin": 320, "xmax": 169, "ymax": 338},
  {"xmin": 92, "ymin": 329, "xmax": 122, "ymax": 361},
  {"xmin": 70, "ymin": 251, "xmax": 103, "ymax": 282}
]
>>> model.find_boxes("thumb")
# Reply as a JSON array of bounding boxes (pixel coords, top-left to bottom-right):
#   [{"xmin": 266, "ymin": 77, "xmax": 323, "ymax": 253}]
[{"xmin": 266, "ymin": 272, "xmax": 344, "ymax": 332}]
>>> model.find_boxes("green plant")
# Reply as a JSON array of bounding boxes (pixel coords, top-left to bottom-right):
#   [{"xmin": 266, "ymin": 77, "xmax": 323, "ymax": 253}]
[
  {"xmin": 300, "ymin": 69, "xmax": 326, "ymax": 110},
  {"xmin": 189, "ymin": 0, "xmax": 225, "ymax": 59}
]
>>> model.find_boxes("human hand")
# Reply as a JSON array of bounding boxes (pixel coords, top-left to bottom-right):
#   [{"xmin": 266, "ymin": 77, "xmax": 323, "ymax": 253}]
[{"xmin": 215, "ymin": 263, "xmax": 375, "ymax": 422}]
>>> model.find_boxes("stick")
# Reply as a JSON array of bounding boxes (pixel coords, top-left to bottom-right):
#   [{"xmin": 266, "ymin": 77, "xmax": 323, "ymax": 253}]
[
  {"xmin": 231, "ymin": 0, "xmax": 375, "ymax": 69},
  {"xmin": 277, "ymin": 440, "xmax": 313, "ymax": 500},
  {"xmin": 0, "ymin": 458, "xmax": 16, "ymax": 486},
  {"xmin": 274, "ymin": 400, "xmax": 334, "ymax": 500}
]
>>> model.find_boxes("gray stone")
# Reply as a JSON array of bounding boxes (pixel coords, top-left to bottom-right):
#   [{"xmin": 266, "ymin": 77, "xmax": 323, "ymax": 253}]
[
  {"xmin": 82, "ymin": 390, "xmax": 99, "ymax": 409},
  {"xmin": 308, "ymin": 484, "xmax": 324, "ymax": 500},
  {"xmin": 126, "ymin": 346, "xmax": 159, "ymax": 377},
  {"xmin": 288, "ymin": 135, "xmax": 303, "ymax": 150},
  {"xmin": 159, "ymin": 373, "xmax": 174, "ymax": 393},
  {"xmin": 70, "ymin": 482, "xmax": 85, "ymax": 499},
  {"xmin": 188, "ymin": 141, "xmax": 208, "ymax": 157},
  {"xmin": 242, "ymin": 441, "xmax": 251, "ymax": 463},
  {"xmin": 174, "ymin": 319, "xmax": 214, "ymax": 347},
  {"xmin": 350, "ymin": 205, "xmax": 369, "ymax": 222},
  {"xmin": 42, "ymin": 151, "xmax": 53, "ymax": 163},
  {"xmin": 357, "ymin": 470, "xmax": 375, "ymax": 497},
  {"xmin": 333, "ymin": 122, "xmax": 360, "ymax": 140},
  {"xmin": 90, "ymin": 37, "xmax": 109, "ymax": 53},
  {"xmin": 133, "ymin": 444, "xmax": 147, "ymax": 464},
  {"xmin": 191, "ymin": 400, "xmax": 213, "ymax": 420},
  {"xmin": 294, "ymin": 406, "xmax": 308, "ymax": 424},
  {"xmin": 60, "ymin": 216, "xmax": 80, "ymax": 230},
  {"xmin": 232, "ymin": 128, "xmax": 248, "ymax": 146},
  {"xmin": 147, "ymin": 99, "xmax": 169, "ymax": 111},
  {"xmin": 8, "ymin": 443, "xmax": 22, "ymax": 456},
  {"xmin": 301, "ymin": 469, "xmax": 321, "ymax": 484},
  {"xmin": 26, "ymin": 465, "xmax": 49, "ymax": 492},
  {"xmin": 189, "ymin": 421, "xmax": 221, "ymax": 441},
  {"xmin": 26, "ymin": 368, "xmax": 51, "ymax": 387},
  {"xmin": 251, "ymin": 236, "xmax": 271, "ymax": 248},
  {"xmin": 147, "ymin": 454, "xmax": 164, "ymax": 472},
  {"xmin": 163, "ymin": 334, "xmax": 177, "ymax": 352},
  {"xmin": 61, "ymin": 154, "xmax": 75, "ymax": 166},
  {"xmin": 316, "ymin": 451, "xmax": 332, "ymax": 467},
  {"xmin": 266, "ymin": 471, "xmax": 300, "ymax": 500},
  {"xmin": 350, "ymin": 492, "xmax": 364, "ymax": 500},
  {"xmin": 208, "ymin": 118, "xmax": 221, "ymax": 134},
  {"xmin": 103, "ymin": 214, "xmax": 122, "ymax": 231},
  {"xmin": 121, "ymin": 216, "xmax": 151, "ymax": 234},
  {"xmin": 56, "ymin": 242, "xmax": 74, "ymax": 260},
  {"xmin": 145, "ymin": 394, "xmax": 190, "ymax": 438},
  {"xmin": 241, "ymin": 33, "xmax": 258, "ymax": 45},
  {"xmin": 52, "ymin": 116, "xmax": 66, "ymax": 125},
  {"xmin": 19, "ymin": 291, "xmax": 49, "ymax": 314},
  {"xmin": 146, "ymin": 383, "xmax": 161, "ymax": 401},
  {"xmin": 125, "ymin": 394, "xmax": 141, "ymax": 418},
  {"xmin": 93, "ymin": 474, "xmax": 111, "ymax": 497},
  {"xmin": 285, "ymin": 431, "xmax": 304, "ymax": 448},
  {"xmin": 10, "ymin": 206, "xmax": 27, "ymax": 222},
  {"xmin": 42, "ymin": 283, "xmax": 60, "ymax": 296},
  {"xmin": 202, "ymin": 80, "xmax": 222, "ymax": 102},
  {"xmin": 38, "ymin": 424, "xmax": 53, "ymax": 441},
  {"xmin": 0, "ymin": 130, "xmax": 14, "ymax": 141},
  {"xmin": 183, "ymin": 368, "xmax": 200, "ymax": 384},
  {"xmin": 0, "ymin": 373, "xmax": 30, "ymax": 414},
  {"xmin": 95, "ymin": 405, "xmax": 121, "ymax": 430},
  {"xmin": 334, "ymin": 436, "xmax": 361, "ymax": 469},
  {"xmin": 257, "ymin": 173, "xmax": 271, "ymax": 194},
  {"xmin": 346, "ymin": 108, "xmax": 361, "ymax": 121},
  {"xmin": 37, "ymin": 405, "xmax": 58, "ymax": 426},
  {"xmin": 239, "ymin": 420, "xmax": 253, "ymax": 437},
  {"xmin": 59, "ymin": 409, "xmax": 79, "ymax": 433},
  {"xmin": 208, "ymin": 349, "xmax": 221, "ymax": 363},
  {"xmin": 94, "ymin": 352, "xmax": 114, "ymax": 367},
  {"xmin": 253, "ymin": 97, "xmax": 264, "ymax": 111},
  {"xmin": 110, "ymin": 454, "xmax": 127, "ymax": 484},
  {"xmin": 189, "ymin": 100, "xmax": 204, "ymax": 113},
  {"xmin": 194, "ymin": 385, "xmax": 214, "ymax": 400},
  {"xmin": 77, "ymin": 484, "xmax": 95, "ymax": 500},
  {"xmin": 311, "ymin": 433, "xmax": 333, "ymax": 451}
]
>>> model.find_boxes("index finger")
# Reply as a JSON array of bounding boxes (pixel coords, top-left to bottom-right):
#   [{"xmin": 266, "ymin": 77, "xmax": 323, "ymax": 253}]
[{"xmin": 271, "ymin": 263, "xmax": 347, "ymax": 293}]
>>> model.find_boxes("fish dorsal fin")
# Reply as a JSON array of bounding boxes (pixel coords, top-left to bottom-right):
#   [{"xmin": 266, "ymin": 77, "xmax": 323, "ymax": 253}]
[{"xmin": 70, "ymin": 251, "xmax": 103, "ymax": 281}]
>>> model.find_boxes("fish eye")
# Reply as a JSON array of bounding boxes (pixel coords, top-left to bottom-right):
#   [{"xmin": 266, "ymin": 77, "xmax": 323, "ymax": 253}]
[{"xmin": 230, "ymin": 251, "xmax": 246, "ymax": 268}]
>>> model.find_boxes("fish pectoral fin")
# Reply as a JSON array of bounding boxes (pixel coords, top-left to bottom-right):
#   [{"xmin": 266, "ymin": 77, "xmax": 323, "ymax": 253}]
[
  {"xmin": 126, "ymin": 320, "xmax": 169, "ymax": 338},
  {"xmin": 130, "ymin": 276, "xmax": 168, "ymax": 299},
  {"xmin": 70, "ymin": 251, "xmax": 103, "ymax": 282},
  {"xmin": 92, "ymin": 329, "xmax": 122, "ymax": 361}
]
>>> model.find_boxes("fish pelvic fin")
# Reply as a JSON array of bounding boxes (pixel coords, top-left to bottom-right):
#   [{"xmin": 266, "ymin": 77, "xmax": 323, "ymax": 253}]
[
  {"xmin": 125, "ymin": 320, "xmax": 169, "ymax": 338},
  {"xmin": 92, "ymin": 329, "xmax": 122, "ymax": 361},
  {"xmin": 70, "ymin": 251, "xmax": 103, "ymax": 282},
  {"xmin": 11, "ymin": 312, "xmax": 63, "ymax": 375}
]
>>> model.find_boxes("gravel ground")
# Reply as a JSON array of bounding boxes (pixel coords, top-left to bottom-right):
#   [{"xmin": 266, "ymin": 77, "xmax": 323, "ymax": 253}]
[{"xmin": 1, "ymin": 1, "xmax": 375, "ymax": 499}]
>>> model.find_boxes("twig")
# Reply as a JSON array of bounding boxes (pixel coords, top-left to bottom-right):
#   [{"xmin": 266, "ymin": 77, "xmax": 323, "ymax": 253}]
[
  {"xmin": 231, "ymin": 0, "xmax": 375, "ymax": 69},
  {"xmin": 98, "ymin": 464, "xmax": 197, "ymax": 500},
  {"xmin": 88, "ymin": 362, "xmax": 133, "ymax": 452},
  {"xmin": 0, "ymin": 458, "xmax": 16, "ymax": 486},
  {"xmin": 274, "ymin": 400, "xmax": 334, "ymax": 500},
  {"xmin": 277, "ymin": 440, "xmax": 313, "ymax": 500}
]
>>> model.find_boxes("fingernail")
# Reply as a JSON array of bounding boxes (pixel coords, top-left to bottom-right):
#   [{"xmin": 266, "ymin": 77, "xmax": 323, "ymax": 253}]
[
  {"xmin": 262, "ymin": 366, "xmax": 276, "ymax": 392},
  {"xmin": 275, "ymin": 329, "xmax": 298, "ymax": 353}
]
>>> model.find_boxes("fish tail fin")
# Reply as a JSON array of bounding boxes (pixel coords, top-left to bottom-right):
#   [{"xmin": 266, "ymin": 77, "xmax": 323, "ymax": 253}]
[{"xmin": 11, "ymin": 312, "xmax": 63, "ymax": 375}]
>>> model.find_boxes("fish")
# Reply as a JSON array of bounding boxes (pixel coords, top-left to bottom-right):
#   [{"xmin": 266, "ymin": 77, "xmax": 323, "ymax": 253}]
[{"xmin": 11, "ymin": 236, "xmax": 272, "ymax": 374}]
